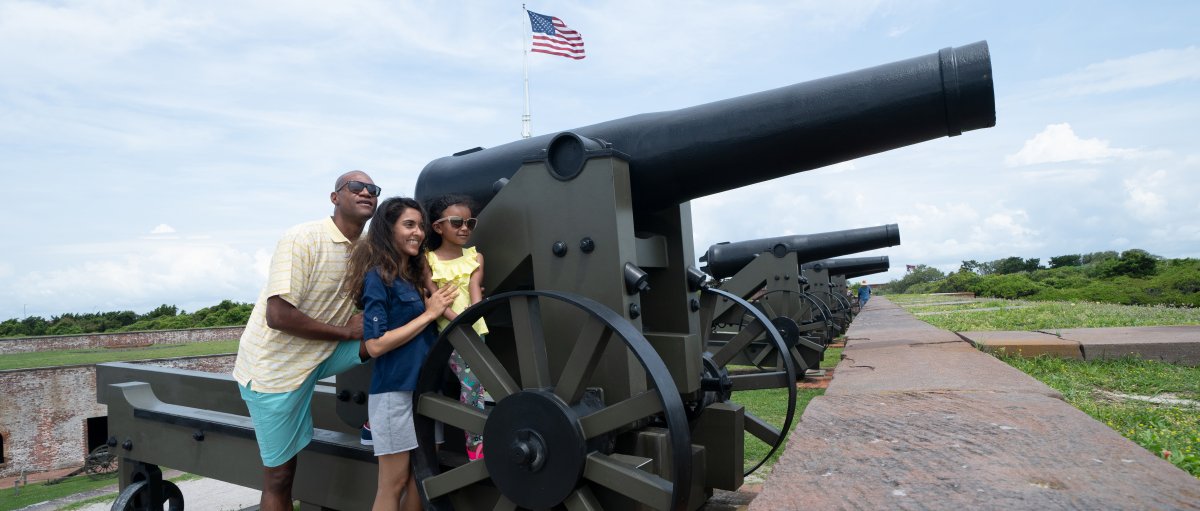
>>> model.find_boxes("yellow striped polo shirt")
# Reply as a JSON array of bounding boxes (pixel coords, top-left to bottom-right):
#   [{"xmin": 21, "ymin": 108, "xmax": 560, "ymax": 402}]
[{"xmin": 233, "ymin": 217, "xmax": 357, "ymax": 393}]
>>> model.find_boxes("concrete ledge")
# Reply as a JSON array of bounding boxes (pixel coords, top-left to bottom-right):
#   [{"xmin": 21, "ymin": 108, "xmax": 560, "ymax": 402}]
[
  {"xmin": 752, "ymin": 297, "xmax": 1200, "ymax": 510},
  {"xmin": 960, "ymin": 331, "xmax": 1084, "ymax": 360},
  {"xmin": 959, "ymin": 326, "xmax": 1200, "ymax": 365},
  {"xmin": 1062, "ymin": 326, "xmax": 1200, "ymax": 365}
]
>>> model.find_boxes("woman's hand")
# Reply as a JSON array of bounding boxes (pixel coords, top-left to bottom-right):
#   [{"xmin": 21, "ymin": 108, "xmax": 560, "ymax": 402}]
[{"xmin": 425, "ymin": 283, "xmax": 459, "ymax": 318}]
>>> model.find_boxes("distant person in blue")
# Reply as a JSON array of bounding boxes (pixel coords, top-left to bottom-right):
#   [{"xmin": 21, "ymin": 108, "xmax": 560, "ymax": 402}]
[{"xmin": 858, "ymin": 281, "xmax": 871, "ymax": 305}]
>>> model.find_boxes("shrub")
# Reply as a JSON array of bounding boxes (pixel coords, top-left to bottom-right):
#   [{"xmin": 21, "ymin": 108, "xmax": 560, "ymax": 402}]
[{"xmin": 971, "ymin": 273, "xmax": 1045, "ymax": 299}]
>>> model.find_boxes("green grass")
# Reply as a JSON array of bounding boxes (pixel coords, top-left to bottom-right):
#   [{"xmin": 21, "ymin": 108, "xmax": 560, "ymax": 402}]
[
  {"xmin": 0, "ymin": 473, "xmax": 118, "ymax": 511},
  {"xmin": 997, "ymin": 353, "xmax": 1200, "ymax": 477},
  {"xmin": 0, "ymin": 473, "xmax": 204, "ymax": 511},
  {"xmin": 893, "ymin": 295, "xmax": 1200, "ymax": 332},
  {"xmin": 54, "ymin": 473, "xmax": 204, "ymax": 511},
  {"xmin": 0, "ymin": 340, "xmax": 239, "ymax": 371},
  {"xmin": 738, "ymin": 346, "xmax": 842, "ymax": 477}
]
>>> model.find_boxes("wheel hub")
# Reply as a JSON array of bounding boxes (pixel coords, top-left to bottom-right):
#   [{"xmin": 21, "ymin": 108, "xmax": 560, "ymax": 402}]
[{"xmin": 483, "ymin": 389, "xmax": 586, "ymax": 509}]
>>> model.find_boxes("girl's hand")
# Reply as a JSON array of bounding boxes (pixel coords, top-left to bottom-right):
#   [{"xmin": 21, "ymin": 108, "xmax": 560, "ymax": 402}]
[{"xmin": 425, "ymin": 283, "xmax": 458, "ymax": 318}]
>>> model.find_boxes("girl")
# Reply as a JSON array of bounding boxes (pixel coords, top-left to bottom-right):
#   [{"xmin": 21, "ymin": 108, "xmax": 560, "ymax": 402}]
[
  {"xmin": 344, "ymin": 197, "xmax": 457, "ymax": 511},
  {"xmin": 424, "ymin": 194, "xmax": 488, "ymax": 460}
]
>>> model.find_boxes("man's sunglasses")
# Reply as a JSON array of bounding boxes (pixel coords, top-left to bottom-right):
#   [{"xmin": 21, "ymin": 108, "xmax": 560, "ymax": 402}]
[
  {"xmin": 434, "ymin": 216, "xmax": 478, "ymax": 230},
  {"xmin": 337, "ymin": 180, "xmax": 382, "ymax": 197}
]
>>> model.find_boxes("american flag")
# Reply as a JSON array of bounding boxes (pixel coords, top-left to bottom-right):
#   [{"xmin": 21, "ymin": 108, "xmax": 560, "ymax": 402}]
[{"xmin": 527, "ymin": 10, "xmax": 585, "ymax": 60}]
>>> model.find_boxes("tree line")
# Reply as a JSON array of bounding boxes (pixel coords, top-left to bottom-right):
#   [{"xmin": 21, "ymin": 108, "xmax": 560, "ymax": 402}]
[
  {"xmin": 883, "ymin": 249, "xmax": 1200, "ymax": 307},
  {"xmin": 0, "ymin": 300, "xmax": 254, "ymax": 338}
]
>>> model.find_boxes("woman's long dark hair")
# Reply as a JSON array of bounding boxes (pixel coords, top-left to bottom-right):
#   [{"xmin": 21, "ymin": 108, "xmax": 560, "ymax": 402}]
[
  {"xmin": 343, "ymin": 197, "xmax": 428, "ymax": 308},
  {"xmin": 423, "ymin": 194, "xmax": 474, "ymax": 251}
]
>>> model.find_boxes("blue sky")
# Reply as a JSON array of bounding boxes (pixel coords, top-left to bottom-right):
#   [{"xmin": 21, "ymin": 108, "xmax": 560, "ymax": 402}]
[{"xmin": 2, "ymin": 1, "xmax": 1197, "ymax": 320}]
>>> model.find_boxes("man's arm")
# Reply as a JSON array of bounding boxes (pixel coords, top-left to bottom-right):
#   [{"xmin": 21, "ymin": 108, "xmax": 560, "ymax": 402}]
[{"xmin": 265, "ymin": 296, "xmax": 363, "ymax": 341}]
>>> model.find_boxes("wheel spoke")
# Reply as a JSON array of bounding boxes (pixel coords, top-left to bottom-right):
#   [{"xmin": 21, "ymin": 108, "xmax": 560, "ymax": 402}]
[
  {"xmin": 710, "ymin": 320, "xmax": 765, "ymax": 368},
  {"xmin": 554, "ymin": 315, "xmax": 612, "ymax": 404},
  {"xmin": 416, "ymin": 393, "xmax": 487, "ymax": 434},
  {"xmin": 759, "ymin": 299, "xmax": 778, "ymax": 319},
  {"xmin": 790, "ymin": 346, "xmax": 812, "ymax": 372},
  {"xmin": 728, "ymin": 371, "xmax": 790, "ymax": 391},
  {"xmin": 422, "ymin": 459, "xmax": 490, "ymax": 500},
  {"xmin": 509, "ymin": 295, "xmax": 552, "ymax": 389},
  {"xmin": 584, "ymin": 452, "xmax": 673, "ymax": 511},
  {"xmin": 796, "ymin": 336, "xmax": 824, "ymax": 352},
  {"xmin": 448, "ymin": 327, "xmax": 520, "ymax": 400},
  {"xmin": 750, "ymin": 343, "xmax": 776, "ymax": 368},
  {"xmin": 744, "ymin": 410, "xmax": 782, "ymax": 446},
  {"xmin": 578, "ymin": 390, "xmax": 663, "ymax": 439},
  {"xmin": 564, "ymin": 486, "xmax": 603, "ymax": 511}
]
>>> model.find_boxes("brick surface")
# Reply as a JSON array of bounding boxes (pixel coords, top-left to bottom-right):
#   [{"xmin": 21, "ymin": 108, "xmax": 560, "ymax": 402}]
[
  {"xmin": 0, "ymin": 355, "xmax": 234, "ymax": 479},
  {"xmin": 752, "ymin": 391, "xmax": 1200, "ymax": 510},
  {"xmin": 830, "ymin": 300, "xmax": 1060, "ymax": 398},
  {"xmin": 0, "ymin": 327, "xmax": 243, "ymax": 355},
  {"xmin": 752, "ymin": 297, "xmax": 1200, "ymax": 510}
]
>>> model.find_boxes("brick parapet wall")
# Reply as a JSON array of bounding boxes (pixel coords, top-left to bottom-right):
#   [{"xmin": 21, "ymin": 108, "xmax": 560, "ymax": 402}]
[
  {"xmin": 0, "ymin": 326, "xmax": 245, "ymax": 355},
  {"xmin": 0, "ymin": 355, "xmax": 236, "ymax": 479}
]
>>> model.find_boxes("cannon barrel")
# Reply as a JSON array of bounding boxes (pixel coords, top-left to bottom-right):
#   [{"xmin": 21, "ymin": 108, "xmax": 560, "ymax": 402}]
[
  {"xmin": 416, "ymin": 42, "xmax": 995, "ymax": 210},
  {"xmin": 803, "ymin": 256, "xmax": 890, "ymax": 278},
  {"xmin": 701, "ymin": 224, "xmax": 899, "ymax": 280}
]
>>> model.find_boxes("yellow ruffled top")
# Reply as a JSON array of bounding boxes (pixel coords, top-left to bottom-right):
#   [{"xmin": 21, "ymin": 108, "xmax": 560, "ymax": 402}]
[{"xmin": 427, "ymin": 245, "xmax": 489, "ymax": 336}]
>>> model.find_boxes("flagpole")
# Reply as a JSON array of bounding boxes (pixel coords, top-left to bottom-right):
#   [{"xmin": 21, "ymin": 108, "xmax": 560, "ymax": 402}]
[{"xmin": 521, "ymin": 4, "xmax": 532, "ymax": 139}]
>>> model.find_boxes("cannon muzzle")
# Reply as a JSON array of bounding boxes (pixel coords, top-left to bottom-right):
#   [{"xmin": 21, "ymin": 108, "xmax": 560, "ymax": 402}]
[
  {"xmin": 416, "ymin": 42, "xmax": 995, "ymax": 210},
  {"xmin": 803, "ymin": 256, "xmax": 891, "ymax": 279},
  {"xmin": 701, "ymin": 224, "xmax": 899, "ymax": 280}
]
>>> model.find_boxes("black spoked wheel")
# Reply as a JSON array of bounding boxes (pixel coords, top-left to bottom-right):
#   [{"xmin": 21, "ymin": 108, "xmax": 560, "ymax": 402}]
[
  {"xmin": 110, "ymin": 480, "xmax": 183, "ymax": 511},
  {"xmin": 412, "ymin": 290, "xmax": 691, "ymax": 511},
  {"xmin": 828, "ymin": 292, "xmax": 855, "ymax": 333},
  {"xmin": 698, "ymin": 287, "xmax": 798, "ymax": 476},
  {"xmin": 754, "ymin": 289, "xmax": 830, "ymax": 374},
  {"xmin": 87, "ymin": 445, "xmax": 117, "ymax": 480}
]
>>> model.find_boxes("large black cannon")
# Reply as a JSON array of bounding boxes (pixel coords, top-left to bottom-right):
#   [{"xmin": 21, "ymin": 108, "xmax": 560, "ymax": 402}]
[
  {"xmin": 98, "ymin": 41, "xmax": 994, "ymax": 511},
  {"xmin": 700, "ymin": 228, "xmax": 899, "ymax": 378},
  {"xmin": 417, "ymin": 43, "xmax": 995, "ymax": 213},
  {"xmin": 407, "ymin": 42, "xmax": 991, "ymax": 511},
  {"xmin": 802, "ymin": 256, "xmax": 892, "ymax": 325},
  {"xmin": 701, "ymin": 224, "xmax": 900, "ymax": 280},
  {"xmin": 803, "ymin": 256, "xmax": 891, "ymax": 279}
]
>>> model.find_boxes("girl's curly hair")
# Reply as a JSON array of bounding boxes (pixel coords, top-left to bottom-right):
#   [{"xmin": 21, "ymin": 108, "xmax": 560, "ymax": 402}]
[{"xmin": 343, "ymin": 197, "xmax": 428, "ymax": 308}]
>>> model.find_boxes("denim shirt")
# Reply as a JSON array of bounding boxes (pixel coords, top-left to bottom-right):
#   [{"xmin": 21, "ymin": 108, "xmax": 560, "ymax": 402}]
[{"xmin": 361, "ymin": 268, "xmax": 437, "ymax": 394}]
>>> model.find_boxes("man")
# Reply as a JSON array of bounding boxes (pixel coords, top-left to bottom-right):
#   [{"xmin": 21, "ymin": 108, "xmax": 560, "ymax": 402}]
[
  {"xmin": 858, "ymin": 280, "xmax": 871, "ymax": 306},
  {"xmin": 233, "ymin": 170, "xmax": 380, "ymax": 511}
]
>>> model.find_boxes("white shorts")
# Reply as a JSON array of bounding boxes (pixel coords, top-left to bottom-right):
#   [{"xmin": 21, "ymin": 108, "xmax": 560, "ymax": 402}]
[{"xmin": 367, "ymin": 391, "xmax": 418, "ymax": 456}]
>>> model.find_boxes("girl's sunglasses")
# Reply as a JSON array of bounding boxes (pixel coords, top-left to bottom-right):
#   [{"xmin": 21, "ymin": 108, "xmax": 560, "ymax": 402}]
[{"xmin": 434, "ymin": 216, "xmax": 478, "ymax": 230}]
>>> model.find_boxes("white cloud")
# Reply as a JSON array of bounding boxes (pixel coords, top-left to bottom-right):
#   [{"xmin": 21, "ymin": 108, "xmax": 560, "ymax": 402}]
[
  {"xmin": 150, "ymin": 224, "xmax": 176, "ymax": 234},
  {"xmin": 1039, "ymin": 47, "xmax": 1200, "ymax": 98},
  {"xmin": 1123, "ymin": 169, "xmax": 1168, "ymax": 221},
  {"xmin": 979, "ymin": 211, "xmax": 1037, "ymax": 240},
  {"xmin": 1006, "ymin": 123, "xmax": 1138, "ymax": 166},
  {"xmin": 10, "ymin": 241, "xmax": 263, "ymax": 316}
]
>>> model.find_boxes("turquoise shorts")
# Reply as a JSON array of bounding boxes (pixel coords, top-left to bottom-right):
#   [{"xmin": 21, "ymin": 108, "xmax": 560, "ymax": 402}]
[{"xmin": 239, "ymin": 340, "xmax": 365, "ymax": 467}]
